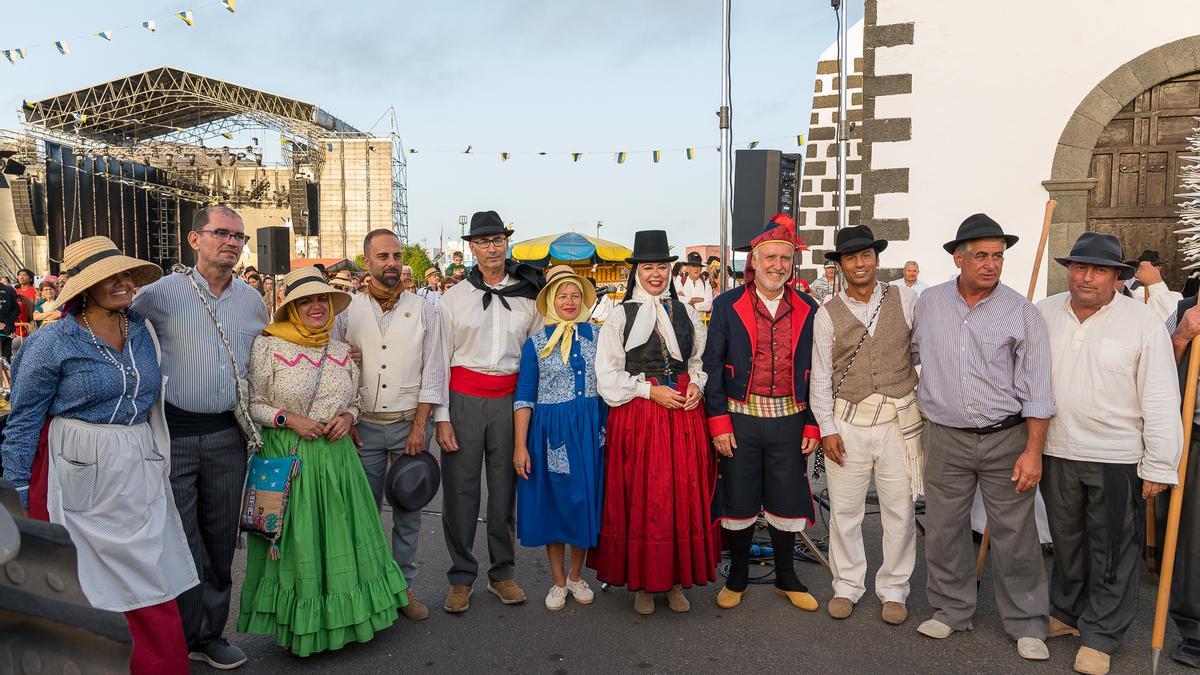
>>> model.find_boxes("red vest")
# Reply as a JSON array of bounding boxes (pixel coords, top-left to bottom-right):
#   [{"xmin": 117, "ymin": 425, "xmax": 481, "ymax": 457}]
[{"xmin": 748, "ymin": 291, "xmax": 794, "ymax": 398}]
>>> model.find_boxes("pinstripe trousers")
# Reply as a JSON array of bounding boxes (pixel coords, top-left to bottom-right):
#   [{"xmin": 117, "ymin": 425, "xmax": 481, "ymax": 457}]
[{"xmin": 167, "ymin": 426, "xmax": 247, "ymax": 649}]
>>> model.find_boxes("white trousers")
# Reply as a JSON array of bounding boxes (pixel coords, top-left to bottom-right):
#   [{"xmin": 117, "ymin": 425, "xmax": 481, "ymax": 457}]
[{"xmin": 825, "ymin": 416, "xmax": 916, "ymax": 604}]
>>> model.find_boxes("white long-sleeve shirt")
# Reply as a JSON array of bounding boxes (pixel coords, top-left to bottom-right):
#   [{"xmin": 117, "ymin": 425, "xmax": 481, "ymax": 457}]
[
  {"xmin": 595, "ymin": 301, "xmax": 708, "ymax": 407},
  {"xmin": 1129, "ymin": 281, "xmax": 1183, "ymax": 322},
  {"xmin": 433, "ymin": 275, "xmax": 541, "ymax": 422},
  {"xmin": 810, "ymin": 282, "xmax": 917, "ymax": 437},
  {"xmin": 1037, "ymin": 292, "xmax": 1182, "ymax": 484},
  {"xmin": 674, "ymin": 275, "xmax": 713, "ymax": 313}
]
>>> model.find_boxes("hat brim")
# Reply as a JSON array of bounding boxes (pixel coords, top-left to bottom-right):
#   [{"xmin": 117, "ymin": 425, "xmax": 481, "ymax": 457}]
[
  {"xmin": 536, "ymin": 271, "xmax": 597, "ymax": 317},
  {"xmin": 824, "ymin": 240, "xmax": 888, "ymax": 262},
  {"xmin": 625, "ymin": 255, "xmax": 678, "ymax": 264},
  {"xmin": 273, "ymin": 281, "xmax": 353, "ymax": 321},
  {"xmin": 943, "ymin": 233, "xmax": 1020, "ymax": 254},
  {"xmin": 1055, "ymin": 256, "xmax": 1136, "ymax": 281},
  {"xmin": 57, "ymin": 256, "xmax": 163, "ymax": 307},
  {"xmin": 463, "ymin": 227, "xmax": 514, "ymax": 241},
  {"xmin": 385, "ymin": 452, "xmax": 441, "ymax": 511}
]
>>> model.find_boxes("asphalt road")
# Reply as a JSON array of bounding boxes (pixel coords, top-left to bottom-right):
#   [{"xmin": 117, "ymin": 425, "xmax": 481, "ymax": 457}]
[{"xmin": 207, "ymin": 470, "xmax": 1191, "ymax": 674}]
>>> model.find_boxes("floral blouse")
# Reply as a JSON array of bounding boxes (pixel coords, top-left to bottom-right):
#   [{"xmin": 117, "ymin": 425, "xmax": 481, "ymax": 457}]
[{"xmin": 248, "ymin": 335, "xmax": 360, "ymax": 427}]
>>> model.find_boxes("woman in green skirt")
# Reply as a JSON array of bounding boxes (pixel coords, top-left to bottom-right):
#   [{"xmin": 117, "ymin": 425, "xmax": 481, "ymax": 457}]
[{"xmin": 240, "ymin": 267, "xmax": 408, "ymax": 656}]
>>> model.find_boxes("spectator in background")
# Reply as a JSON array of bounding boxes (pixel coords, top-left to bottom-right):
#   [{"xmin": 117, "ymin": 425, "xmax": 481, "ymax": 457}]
[
  {"xmin": 445, "ymin": 250, "xmax": 467, "ymax": 279},
  {"xmin": 0, "ymin": 276, "xmax": 10, "ymax": 286},
  {"xmin": 0, "ymin": 277, "xmax": 18, "ymax": 362},
  {"xmin": 417, "ymin": 266, "xmax": 442, "ymax": 305},
  {"xmin": 313, "ymin": 263, "xmax": 327, "ymax": 280},
  {"xmin": 443, "ymin": 276, "xmax": 460, "ymax": 291},
  {"xmin": 33, "ymin": 279, "xmax": 61, "ymax": 328},
  {"xmin": 1123, "ymin": 250, "xmax": 1181, "ymax": 321},
  {"xmin": 329, "ymin": 270, "xmax": 356, "ymax": 294},
  {"xmin": 261, "ymin": 276, "xmax": 275, "ymax": 303},
  {"xmin": 811, "ymin": 261, "xmax": 838, "ymax": 304},
  {"xmin": 889, "ymin": 261, "xmax": 928, "ymax": 296},
  {"xmin": 245, "ymin": 273, "xmax": 262, "ymax": 293},
  {"xmin": 14, "ymin": 268, "xmax": 37, "ymax": 338},
  {"xmin": 55, "ymin": 271, "xmax": 70, "ymax": 291},
  {"xmin": 401, "ymin": 265, "xmax": 414, "ymax": 289},
  {"xmin": 351, "ymin": 274, "xmax": 363, "ymax": 293},
  {"xmin": 674, "ymin": 252, "xmax": 713, "ymax": 317}
]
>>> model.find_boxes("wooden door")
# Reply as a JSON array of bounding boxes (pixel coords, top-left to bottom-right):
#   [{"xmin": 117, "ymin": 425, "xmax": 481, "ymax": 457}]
[{"xmin": 1088, "ymin": 71, "xmax": 1200, "ymax": 291}]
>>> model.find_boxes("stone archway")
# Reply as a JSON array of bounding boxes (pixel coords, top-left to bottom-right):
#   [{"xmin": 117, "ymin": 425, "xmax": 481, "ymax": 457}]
[{"xmin": 1044, "ymin": 36, "xmax": 1200, "ymax": 294}]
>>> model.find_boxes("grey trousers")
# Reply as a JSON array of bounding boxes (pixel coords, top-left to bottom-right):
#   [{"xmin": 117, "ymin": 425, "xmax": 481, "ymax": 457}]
[
  {"xmin": 168, "ymin": 426, "xmax": 247, "ymax": 649},
  {"xmin": 356, "ymin": 418, "xmax": 430, "ymax": 584},
  {"xmin": 442, "ymin": 391, "xmax": 517, "ymax": 586},
  {"xmin": 1043, "ymin": 456, "xmax": 1141, "ymax": 654},
  {"xmin": 923, "ymin": 421, "xmax": 1048, "ymax": 639}
]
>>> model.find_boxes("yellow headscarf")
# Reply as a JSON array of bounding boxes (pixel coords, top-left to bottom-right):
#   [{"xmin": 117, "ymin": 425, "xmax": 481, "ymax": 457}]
[
  {"xmin": 263, "ymin": 295, "xmax": 334, "ymax": 347},
  {"xmin": 538, "ymin": 277, "xmax": 592, "ymax": 364}
]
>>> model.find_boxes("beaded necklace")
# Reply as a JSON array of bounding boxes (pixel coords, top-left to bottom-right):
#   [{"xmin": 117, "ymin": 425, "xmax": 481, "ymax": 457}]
[{"xmin": 79, "ymin": 305, "xmax": 129, "ymax": 367}]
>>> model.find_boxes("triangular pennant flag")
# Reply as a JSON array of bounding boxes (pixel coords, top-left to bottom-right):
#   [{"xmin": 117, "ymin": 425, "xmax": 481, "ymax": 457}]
[
  {"xmin": 499, "ymin": 152, "xmax": 510, "ymax": 162},
  {"xmin": 14, "ymin": 48, "xmax": 26, "ymax": 59},
  {"xmin": 463, "ymin": 145, "xmax": 472, "ymax": 154},
  {"xmin": 176, "ymin": 11, "xmax": 194, "ymax": 27},
  {"xmin": 795, "ymin": 134, "xmax": 804, "ymax": 146},
  {"xmin": 571, "ymin": 153, "xmax": 582, "ymax": 162},
  {"xmin": 98, "ymin": 31, "xmax": 113, "ymax": 41},
  {"xmin": 685, "ymin": 148, "xmax": 695, "ymax": 160},
  {"xmin": 747, "ymin": 140, "xmax": 759, "ymax": 149},
  {"xmin": 652, "ymin": 150, "xmax": 661, "ymax": 163},
  {"xmin": 143, "ymin": 20, "xmax": 157, "ymax": 32},
  {"xmin": 222, "ymin": 0, "xmax": 236, "ymax": 12},
  {"xmin": 407, "ymin": 148, "xmax": 418, "ymax": 153},
  {"xmin": 221, "ymin": 132, "xmax": 234, "ymax": 140},
  {"xmin": 2, "ymin": 50, "xmax": 18, "ymax": 65},
  {"xmin": 615, "ymin": 152, "xmax": 627, "ymax": 164},
  {"xmin": 54, "ymin": 41, "xmax": 70, "ymax": 56}
]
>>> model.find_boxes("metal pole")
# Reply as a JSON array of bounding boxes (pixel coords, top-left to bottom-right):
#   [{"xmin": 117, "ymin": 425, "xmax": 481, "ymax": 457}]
[
  {"xmin": 836, "ymin": 0, "xmax": 848, "ymax": 233},
  {"xmin": 718, "ymin": 0, "xmax": 732, "ymax": 293}
]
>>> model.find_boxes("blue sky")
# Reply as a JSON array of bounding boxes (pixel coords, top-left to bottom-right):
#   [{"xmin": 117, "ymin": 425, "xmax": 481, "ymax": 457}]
[{"xmin": 0, "ymin": 0, "xmax": 861, "ymax": 252}]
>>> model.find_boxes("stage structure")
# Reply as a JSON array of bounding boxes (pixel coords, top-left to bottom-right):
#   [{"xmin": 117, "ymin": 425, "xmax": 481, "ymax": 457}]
[{"xmin": 11, "ymin": 67, "xmax": 409, "ymax": 273}]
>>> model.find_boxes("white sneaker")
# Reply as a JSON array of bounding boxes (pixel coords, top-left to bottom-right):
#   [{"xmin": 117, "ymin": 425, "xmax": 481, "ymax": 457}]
[
  {"xmin": 565, "ymin": 577, "xmax": 594, "ymax": 604},
  {"xmin": 545, "ymin": 585, "xmax": 568, "ymax": 611}
]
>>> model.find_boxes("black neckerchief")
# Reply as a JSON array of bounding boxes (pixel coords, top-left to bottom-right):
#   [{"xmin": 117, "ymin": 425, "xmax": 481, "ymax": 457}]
[{"xmin": 467, "ymin": 260, "xmax": 543, "ymax": 310}]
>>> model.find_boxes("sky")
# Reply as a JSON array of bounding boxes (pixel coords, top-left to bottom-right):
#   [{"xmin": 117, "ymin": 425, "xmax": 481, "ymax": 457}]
[{"xmin": 0, "ymin": 0, "xmax": 862, "ymax": 253}]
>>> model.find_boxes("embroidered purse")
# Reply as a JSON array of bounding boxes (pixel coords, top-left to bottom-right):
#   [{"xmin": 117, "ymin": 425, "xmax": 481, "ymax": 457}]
[{"xmin": 239, "ymin": 345, "xmax": 329, "ymax": 559}]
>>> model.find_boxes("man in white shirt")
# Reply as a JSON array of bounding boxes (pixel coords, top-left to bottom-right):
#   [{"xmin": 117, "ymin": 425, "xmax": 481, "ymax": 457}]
[
  {"xmin": 674, "ymin": 252, "xmax": 713, "ymax": 315},
  {"xmin": 416, "ymin": 266, "xmax": 442, "ymax": 305},
  {"xmin": 1119, "ymin": 250, "xmax": 1182, "ymax": 321},
  {"xmin": 434, "ymin": 211, "xmax": 543, "ymax": 613},
  {"xmin": 1037, "ymin": 233, "xmax": 1181, "ymax": 675},
  {"xmin": 811, "ymin": 261, "xmax": 838, "ymax": 304},
  {"xmin": 889, "ymin": 260, "xmax": 928, "ymax": 296},
  {"xmin": 333, "ymin": 229, "xmax": 446, "ymax": 622}
]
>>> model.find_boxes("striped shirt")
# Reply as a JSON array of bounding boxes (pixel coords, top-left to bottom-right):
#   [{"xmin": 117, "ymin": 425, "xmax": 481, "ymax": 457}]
[
  {"xmin": 912, "ymin": 279, "xmax": 1055, "ymax": 428},
  {"xmin": 131, "ymin": 268, "xmax": 269, "ymax": 413}
]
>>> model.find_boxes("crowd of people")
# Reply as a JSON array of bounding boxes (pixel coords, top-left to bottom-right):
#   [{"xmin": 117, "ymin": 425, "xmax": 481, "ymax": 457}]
[{"xmin": 2, "ymin": 204, "xmax": 1200, "ymax": 675}]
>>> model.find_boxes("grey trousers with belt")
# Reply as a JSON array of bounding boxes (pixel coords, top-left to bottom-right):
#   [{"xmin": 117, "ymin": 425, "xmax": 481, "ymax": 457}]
[
  {"xmin": 441, "ymin": 391, "xmax": 517, "ymax": 586},
  {"xmin": 923, "ymin": 421, "xmax": 1048, "ymax": 639},
  {"xmin": 356, "ymin": 418, "xmax": 430, "ymax": 585}
]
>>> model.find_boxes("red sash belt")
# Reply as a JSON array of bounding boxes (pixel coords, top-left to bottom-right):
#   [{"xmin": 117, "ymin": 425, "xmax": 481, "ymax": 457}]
[{"xmin": 449, "ymin": 366, "xmax": 519, "ymax": 398}]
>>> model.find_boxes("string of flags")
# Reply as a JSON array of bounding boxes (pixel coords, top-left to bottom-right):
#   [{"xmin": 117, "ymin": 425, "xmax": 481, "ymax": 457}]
[
  {"xmin": 3, "ymin": 0, "xmax": 236, "ymax": 65},
  {"xmin": 403, "ymin": 134, "xmax": 805, "ymax": 163}
]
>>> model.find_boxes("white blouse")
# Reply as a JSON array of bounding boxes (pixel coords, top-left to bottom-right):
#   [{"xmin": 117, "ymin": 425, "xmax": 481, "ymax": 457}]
[
  {"xmin": 249, "ymin": 335, "xmax": 361, "ymax": 426},
  {"xmin": 595, "ymin": 300, "xmax": 708, "ymax": 407}
]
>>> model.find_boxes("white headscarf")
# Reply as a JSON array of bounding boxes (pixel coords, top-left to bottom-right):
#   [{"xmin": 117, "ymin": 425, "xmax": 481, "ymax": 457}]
[{"xmin": 622, "ymin": 269, "xmax": 683, "ymax": 361}]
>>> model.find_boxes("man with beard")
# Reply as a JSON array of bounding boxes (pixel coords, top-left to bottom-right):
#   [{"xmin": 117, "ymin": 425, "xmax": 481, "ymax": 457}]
[
  {"xmin": 332, "ymin": 228, "xmax": 447, "ymax": 621},
  {"xmin": 702, "ymin": 213, "xmax": 823, "ymax": 612},
  {"xmin": 435, "ymin": 211, "xmax": 544, "ymax": 613},
  {"xmin": 810, "ymin": 225, "xmax": 921, "ymax": 625}
]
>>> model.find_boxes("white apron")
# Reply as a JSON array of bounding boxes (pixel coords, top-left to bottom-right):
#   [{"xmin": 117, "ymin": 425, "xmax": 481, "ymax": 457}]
[{"xmin": 45, "ymin": 405, "xmax": 198, "ymax": 612}]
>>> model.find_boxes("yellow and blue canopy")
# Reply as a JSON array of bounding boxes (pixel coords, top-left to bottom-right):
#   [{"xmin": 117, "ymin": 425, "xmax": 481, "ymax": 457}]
[{"xmin": 509, "ymin": 232, "xmax": 632, "ymax": 264}]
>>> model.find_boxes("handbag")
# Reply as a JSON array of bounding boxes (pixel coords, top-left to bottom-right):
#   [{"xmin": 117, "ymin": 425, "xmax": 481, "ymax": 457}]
[
  {"xmin": 183, "ymin": 269, "xmax": 263, "ymax": 453},
  {"xmin": 239, "ymin": 344, "xmax": 329, "ymax": 559}
]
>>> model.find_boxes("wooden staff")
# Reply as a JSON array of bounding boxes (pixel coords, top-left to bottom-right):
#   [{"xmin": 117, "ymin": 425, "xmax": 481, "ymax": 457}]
[
  {"xmin": 976, "ymin": 199, "xmax": 1056, "ymax": 585},
  {"xmin": 1152, "ymin": 330, "xmax": 1200, "ymax": 673}
]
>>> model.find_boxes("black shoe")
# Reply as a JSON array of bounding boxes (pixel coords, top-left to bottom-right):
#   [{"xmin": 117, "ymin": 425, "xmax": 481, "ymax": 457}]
[
  {"xmin": 1173, "ymin": 638, "xmax": 1200, "ymax": 668},
  {"xmin": 189, "ymin": 638, "xmax": 248, "ymax": 670}
]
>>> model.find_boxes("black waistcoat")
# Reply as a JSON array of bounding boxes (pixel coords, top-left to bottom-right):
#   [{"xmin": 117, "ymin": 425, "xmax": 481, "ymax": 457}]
[{"xmin": 621, "ymin": 300, "xmax": 693, "ymax": 381}]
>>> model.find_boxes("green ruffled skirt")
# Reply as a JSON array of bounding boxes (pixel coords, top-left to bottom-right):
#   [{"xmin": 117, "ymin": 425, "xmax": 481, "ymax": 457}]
[{"xmin": 237, "ymin": 427, "xmax": 408, "ymax": 656}]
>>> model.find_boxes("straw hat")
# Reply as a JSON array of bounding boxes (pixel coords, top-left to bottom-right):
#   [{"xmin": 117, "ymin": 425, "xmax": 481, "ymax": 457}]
[
  {"xmin": 274, "ymin": 266, "xmax": 351, "ymax": 322},
  {"xmin": 536, "ymin": 265, "xmax": 596, "ymax": 317},
  {"xmin": 56, "ymin": 236, "xmax": 162, "ymax": 306},
  {"xmin": 329, "ymin": 270, "xmax": 354, "ymax": 288}
]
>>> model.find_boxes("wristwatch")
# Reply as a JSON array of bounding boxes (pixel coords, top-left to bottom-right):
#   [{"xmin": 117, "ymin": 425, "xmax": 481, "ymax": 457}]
[{"xmin": 274, "ymin": 411, "xmax": 287, "ymax": 428}]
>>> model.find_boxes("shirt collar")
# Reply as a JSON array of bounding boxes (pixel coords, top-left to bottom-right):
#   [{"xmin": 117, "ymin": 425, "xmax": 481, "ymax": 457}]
[{"xmin": 838, "ymin": 281, "xmax": 883, "ymax": 306}]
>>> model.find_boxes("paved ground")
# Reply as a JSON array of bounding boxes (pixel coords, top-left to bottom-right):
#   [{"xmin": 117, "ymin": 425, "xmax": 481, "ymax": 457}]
[{"xmin": 207, "ymin": 471, "xmax": 1192, "ymax": 674}]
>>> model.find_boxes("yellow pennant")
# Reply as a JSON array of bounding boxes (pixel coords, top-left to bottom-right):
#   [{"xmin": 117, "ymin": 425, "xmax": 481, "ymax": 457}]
[{"xmin": 176, "ymin": 11, "xmax": 194, "ymax": 26}]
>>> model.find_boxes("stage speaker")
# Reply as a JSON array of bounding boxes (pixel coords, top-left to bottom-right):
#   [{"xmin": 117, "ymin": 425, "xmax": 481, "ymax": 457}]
[
  {"xmin": 256, "ymin": 225, "xmax": 291, "ymax": 275},
  {"xmin": 9, "ymin": 177, "xmax": 45, "ymax": 236},
  {"xmin": 288, "ymin": 179, "xmax": 319, "ymax": 235},
  {"xmin": 732, "ymin": 149, "xmax": 803, "ymax": 250}
]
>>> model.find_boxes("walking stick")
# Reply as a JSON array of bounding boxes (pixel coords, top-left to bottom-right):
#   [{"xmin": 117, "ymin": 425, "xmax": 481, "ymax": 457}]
[
  {"xmin": 1152, "ymin": 332, "xmax": 1200, "ymax": 673},
  {"xmin": 976, "ymin": 199, "xmax": 1056, "ymax": 586}
]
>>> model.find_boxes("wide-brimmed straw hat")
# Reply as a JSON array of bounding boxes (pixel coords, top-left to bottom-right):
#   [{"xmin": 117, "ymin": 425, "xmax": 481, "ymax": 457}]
[
  {"xmin": 536, "ymin": 265, "xmax": 596, "ymax": 317},
  {"xmin": 329, "ymin": 270, "xmax": 354, "ymax": 289},
  {"xmin": 56, "ymin": 236, "xmax": 162, "ymax": 306},
  {"xmin": 274, "ymin": 266, "xmax": 351, "ymax": 322}
]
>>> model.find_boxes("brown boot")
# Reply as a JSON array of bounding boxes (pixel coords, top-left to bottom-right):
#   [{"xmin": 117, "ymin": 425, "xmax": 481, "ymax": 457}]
[
  {"xmin": 666, "ymin": 585, "xmax": 690, "ymax": 612},
  {"xmin": 1073, "ymin": 646, "xmax": 1110, "ymax": 675},
  {"xmin": 443, "ymin": 585, "xmax": 472, "ymax": 613},
  {"xmin": 487, "ymin": 579, "xmax": 527, "ymax": 605},
  {"xmin": 401, "ymin": 589, "xmax": 429, "ymax": 620},
  {"xmin": 634, "ymin": 591, "xmax": 655, "ymax": 615}
]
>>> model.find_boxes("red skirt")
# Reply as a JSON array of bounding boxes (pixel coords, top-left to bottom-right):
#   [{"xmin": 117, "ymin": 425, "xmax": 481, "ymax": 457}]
[{"xmin": 590, "ymin": 384, "xmax": 721, "ymax": 592}]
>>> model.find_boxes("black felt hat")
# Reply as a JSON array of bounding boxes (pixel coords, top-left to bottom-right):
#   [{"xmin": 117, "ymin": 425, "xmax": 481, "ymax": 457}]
[
  {"xmin": 686, "ymin": 251, "xmax": 703, "ymax": 266},
  {"xmin": 625, "ymin": 230, "xmax": 677, "ymax": 264},
  {"xmin": 1056, "ymin": 232, "xmax": 1135, "ymax": 280},
  {"xmin": 462, "ymin": 210, "xmax": 514, "ymax": 240},
  {"xmin": 384, "ymin": 452, "xmax": 441, "ymax": 512},
  {"xmin": 1125, "ymin": 249, "xmax": 1165, "ymax": 268},
  {"xmin": 943, "ymin": 213, "xmax": 1019, "ymax": 254},
  {"xmin": 824, "ymin": 225, "xmax": 888, "ymax": 262}
]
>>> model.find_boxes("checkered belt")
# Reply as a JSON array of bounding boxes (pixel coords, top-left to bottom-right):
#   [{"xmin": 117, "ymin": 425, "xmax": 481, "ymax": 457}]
[{"xmin": 727, "ymin": 394, "xmax": 803, "ymax": 418}]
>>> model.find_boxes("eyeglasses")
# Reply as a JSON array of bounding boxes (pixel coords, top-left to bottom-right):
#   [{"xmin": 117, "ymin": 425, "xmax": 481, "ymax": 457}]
[
  {"xmin": 471, "ymin": 237, "xmax": 508, "ymax": 250},
  {"xmin": 199, "ymin": 228, "xmax": 251, "ymax": 244}
]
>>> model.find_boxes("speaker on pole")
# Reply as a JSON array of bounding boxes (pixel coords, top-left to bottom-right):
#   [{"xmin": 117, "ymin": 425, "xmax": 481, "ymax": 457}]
[
  {"xmin": 256, "ymin": 225, "xmax": 291, "ymax": 275},
  {"xmin": 732, "ymin": 149, "xmax": 802, "ymax": 250}
]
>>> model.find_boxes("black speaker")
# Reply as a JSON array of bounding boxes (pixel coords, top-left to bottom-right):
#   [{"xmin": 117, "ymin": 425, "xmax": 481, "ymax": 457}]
[
  {"xmin": 732, "ymin": 149, "xmax": 803, "ymax": 250},
  {"xmin": 288, "ymin": 179, "xmax": 319, "ymax": 235},
  {"xmin": 9, "ymin": 177, "xmax": 44, "ymax": 236},
  {"xmin": 256, "ymin": 225, "xmax": 291, "ymax": 275}
]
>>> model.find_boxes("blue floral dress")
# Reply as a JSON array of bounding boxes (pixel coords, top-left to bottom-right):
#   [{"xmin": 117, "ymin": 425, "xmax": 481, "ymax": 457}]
[{"xmin": 514, "ymin": 322, "xmax": 606, "ymax": 548}]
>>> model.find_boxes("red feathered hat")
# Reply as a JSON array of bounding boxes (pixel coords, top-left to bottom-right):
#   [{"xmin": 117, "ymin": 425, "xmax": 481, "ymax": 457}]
[{"xmin": 743, "ymin": 213, "xmax": 807, "ymax": 285}]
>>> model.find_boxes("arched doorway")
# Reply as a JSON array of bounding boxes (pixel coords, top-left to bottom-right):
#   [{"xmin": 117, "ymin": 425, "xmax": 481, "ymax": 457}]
[{"xmin": 1086, "ymin": 71, "xmax": 1200, "ymax": 290}]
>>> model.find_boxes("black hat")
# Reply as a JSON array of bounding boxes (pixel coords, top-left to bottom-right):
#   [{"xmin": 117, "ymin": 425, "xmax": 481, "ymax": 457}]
[
  {"xmin": 1125, "ymin": 249, "xmax": 1165, "ymax": 268},
  {"xmin": 686, "ymin": 251, "xmax": 703, "ymax": 266},
  {"xmin": 1055, "ymin": 232, "xmax": 1135, "ymax": 280},
  {"xmin": 384, "ymin": 452, "xmax": 441, "ymax": 512},
  {"xmin": 706, "ymin": 255, "xmax": 721, "ymax": 266},
  {"xmin": 824, "ymin": 224, "xmax": 888, "ymax": 262},
  {"xmin": 463, "ymin": 210, "xmax": 514, "ymax": 241},
  {"xmin": 943, "ymin": 213, "xmax": 1019, "ymax": 254},
  {"xmin": 625, "ymin": 230, "xmax": 677, "ymax": 264}
]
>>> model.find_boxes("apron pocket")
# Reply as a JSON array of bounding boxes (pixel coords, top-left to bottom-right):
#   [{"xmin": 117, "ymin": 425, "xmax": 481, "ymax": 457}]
[{"xmin": 57, "ymin": 458, "xmax": 97, "ymax": 512}]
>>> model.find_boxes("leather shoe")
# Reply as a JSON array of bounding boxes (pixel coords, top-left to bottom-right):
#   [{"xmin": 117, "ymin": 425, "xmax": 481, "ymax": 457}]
[
  {"xmin": 827, "ymin": 596, "xmax": 854, "ymax": 619},
  {"xmin": 716, "ymin": 586, "xmax": 744, "ymax": 609},
  {"xmin": 1017, "ymin": 637, "xmax": 1050, "ymax": 661},
  {"xmin": 881, "ymin": 601, "xmax": 907, "ymax": 625},
  {"xmin": 1073, "ymin": 646, "xmax": 1109, "ymax": 674},
  {"xmin": 487, "ymin": 579, "xmax": 526, "ymax": 605},
  {"xmin": 665, "ymin": 585, "xmax": 690, "ymax": 612},
  {"xmin": 917, "ymin": 618, "xmax": 954, "ymax": 639},
  {"xmin": 634, "ymin": 591, "xmax": 655, "ymax": 615},
  {"xmin": 775, "ymin": 588, "xmax": 818, "ymax": 612},
  {"xmin": 443, "ymin": 584, "xmax": 473, "ymax": 613},
  {"xmin": 1172, "ymin": 638, "xmax": 1200, "ymax": 668},
  {"xmin": 1049, "ymin": 616, "xmax": 1081, "ymax": 638},
  {"xmin": 401, "ymin": 589, "xmax": 428, "ymax": 620}
]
